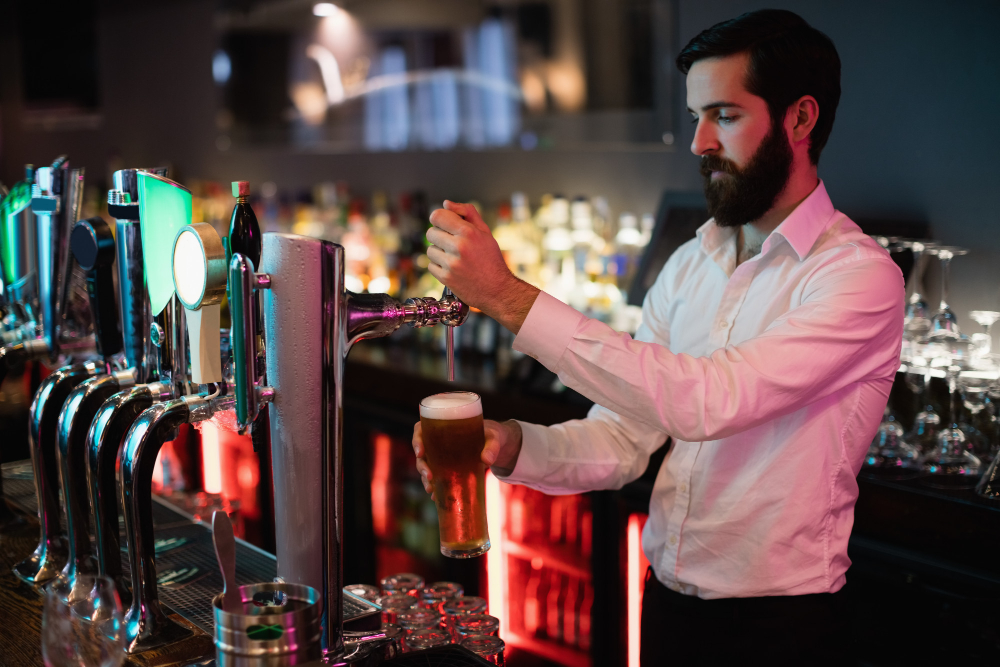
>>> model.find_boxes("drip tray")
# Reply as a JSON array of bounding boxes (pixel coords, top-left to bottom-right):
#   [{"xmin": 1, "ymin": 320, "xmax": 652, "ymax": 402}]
[{"xmin": 2, "ymin": 461, "xmax": 379, "ymax": 634}]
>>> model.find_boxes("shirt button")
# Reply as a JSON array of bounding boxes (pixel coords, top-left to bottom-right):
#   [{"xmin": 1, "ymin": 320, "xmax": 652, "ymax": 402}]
[
  {"xmin": 679, "ymin": 483, "xmax": 688, "ymax": 493},
  {"xmin": 668, "ymin": 534, "xmax": 678, "ymax": 546},
  {"xmin": 719, "ymin": 320, "xmax": 728, "ymax": 328}
]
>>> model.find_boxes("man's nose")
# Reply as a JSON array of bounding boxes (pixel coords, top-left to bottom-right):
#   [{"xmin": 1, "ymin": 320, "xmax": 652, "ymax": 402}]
[{"xmin": 690, "ymin": 119, "xmax": 720, "ymax": 156}]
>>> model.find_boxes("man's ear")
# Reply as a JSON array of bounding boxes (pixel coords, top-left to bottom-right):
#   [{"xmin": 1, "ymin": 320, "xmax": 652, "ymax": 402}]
[{"xmin": 788, "ymin": 95, "xmax": 819, "ymax": 145}]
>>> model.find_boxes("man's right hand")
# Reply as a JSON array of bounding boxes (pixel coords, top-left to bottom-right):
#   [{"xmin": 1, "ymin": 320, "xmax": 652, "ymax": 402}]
[{"xmin": 412, "ymin": 419, "xmax": 524, "ymax": 497}]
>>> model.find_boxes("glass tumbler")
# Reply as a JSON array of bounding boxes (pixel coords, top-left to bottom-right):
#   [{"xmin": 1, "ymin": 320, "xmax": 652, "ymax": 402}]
[
  {"xmin": 379, "ymin": 592, "xmax": 417, "ymax": 625},
  {"xmin": 453, "ymin": 614, "xmax": 500, "ymax": 640},
  {"xmin": 380, "ymin": 572, "xmax": 425, "ymax": 596},
  {"xmin": 42, "ymin": 575, "xmax": 126, "ymax": 667},
  {"xmin": 405, "ymin": 628, "xmax": 452, "ymax": 652},
  {"xmin": 461, "ymin": 635, "xmax": 506, "ymax": 665}
]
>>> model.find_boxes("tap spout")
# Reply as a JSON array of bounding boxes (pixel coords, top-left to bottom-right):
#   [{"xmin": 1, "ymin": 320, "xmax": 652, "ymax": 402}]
[
  {"xmin": 13, "ymin": 361, "xmax": 101, "ymax": 585},
  {"xmin": 0, "ymin": 338, "xmax": 48, "ymax": 386},
  {"xmin": 344, "ymin": 291, "xmax": 408, "ymax": 347},
  {"xmin": 87, "ymin": 382, "xmax": 170, "ymax": 607},
  {"xmin": 120, "ymin": 390, "xmax": 235, "ymax": 653},
  {"xmin": 55, "ymin": 369, "xmax": 137, "ymax": 602}
]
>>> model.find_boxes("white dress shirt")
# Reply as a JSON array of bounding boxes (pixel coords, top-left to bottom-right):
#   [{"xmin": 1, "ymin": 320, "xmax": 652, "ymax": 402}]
[{"xmin": 503, "ymin": 181, "xmax": 904, "ymax": 599}]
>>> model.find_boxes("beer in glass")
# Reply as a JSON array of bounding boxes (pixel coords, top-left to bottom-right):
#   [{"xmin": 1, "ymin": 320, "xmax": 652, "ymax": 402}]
[{"xmin": 419, "ymin": 392, "xmax": 490, "ymax": 558}]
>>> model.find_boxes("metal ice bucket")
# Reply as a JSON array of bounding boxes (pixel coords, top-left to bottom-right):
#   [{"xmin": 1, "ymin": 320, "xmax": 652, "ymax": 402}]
[{"xmin": 213, "ymin": 582, "xmax": 323, "ymax": 666}]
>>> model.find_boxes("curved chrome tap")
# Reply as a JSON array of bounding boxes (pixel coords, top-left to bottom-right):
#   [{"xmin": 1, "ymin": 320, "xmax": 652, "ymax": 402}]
[
  {"xmin": 120, "ymin": 390, "xmax": 235, "ymax": 653},
  {"xmin": 55, "ymin": 369, "xmax": 137, "ymax": 601},
  {"xmin": 50, "ymin": 215, "xmax": 126, "ymax": 600},
  {"xmin": 13, "ymin": 361, "xmax": 102, "ymax": 584},
  {"xmin": 86, "ymin": 382, "xmax": 171, "ymax": 606}
]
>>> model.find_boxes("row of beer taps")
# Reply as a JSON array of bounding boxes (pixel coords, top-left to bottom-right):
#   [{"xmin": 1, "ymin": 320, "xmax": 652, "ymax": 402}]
[{"xmin": 0, "ymin": 160, "xmax": 469, "ymax": 663}]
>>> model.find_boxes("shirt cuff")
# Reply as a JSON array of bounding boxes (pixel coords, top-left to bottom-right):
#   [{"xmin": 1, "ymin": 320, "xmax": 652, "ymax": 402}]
[
  {"xmin": 512, "ymin": 290, "xmax": 585, "ymax": 370},
  {"xmin": 493, "ymin": 420, "xmax": 550, "ymax": 484}
]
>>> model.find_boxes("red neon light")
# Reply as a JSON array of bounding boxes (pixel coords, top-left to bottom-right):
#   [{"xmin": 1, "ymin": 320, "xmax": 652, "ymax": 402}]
[
  {"xmin": 371, "ymin": 433, "xmax": 392, "ymax": 538},
  {"xmin": 627, "ymin": 513, "xmax": 650, "ymax": 667},
  {"xmin": 485, "ymin": 471, "xmax": 506, "ymax": 636}
]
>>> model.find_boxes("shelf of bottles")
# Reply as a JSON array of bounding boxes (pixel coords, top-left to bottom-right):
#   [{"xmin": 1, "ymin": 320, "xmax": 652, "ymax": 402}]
[
  {"xmin": 489, "ymin": 479, "xmax": 594, "ymax": 667},
  {"xmin": 179, "ymin": 181, "xmax": 652, "ymax": 337}
]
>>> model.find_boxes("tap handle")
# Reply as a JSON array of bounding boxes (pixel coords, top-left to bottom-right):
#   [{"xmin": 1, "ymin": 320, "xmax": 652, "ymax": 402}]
[
  {"xmin": 71, "ymin": 217, "xmax": 122, "ymax": 361},
  {"xmin": 230, "ymin": 252, "xmax": 271, "ymax": 431},
  {"xmin": 172, "ymin": 223, "xmax": 227, "ymax": 385}
]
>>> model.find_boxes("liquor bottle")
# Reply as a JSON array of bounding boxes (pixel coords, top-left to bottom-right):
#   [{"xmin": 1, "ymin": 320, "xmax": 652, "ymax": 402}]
[
  {"xmin": 578, "ymin": 580, "xmax": 594, "ymax": 650},
  {"xmin": 565, "ymin": 495, "xmax": 579, "ymax": 548},
  {"xmin": 508, "ymin": 484, "xmax": 526, "ymax": 543},
  {"xmin": 524, "ymin": 557, "xmax": 544, "ymax": 636},
  {"xmin": 581, "ymin": 510, "xmax": 593, "ymax": 559},
  {"xmin": 229, "ymin": 181, "xmax": 262, "ymax": 269},
  {"xmin": 563, "ymin": 575, "xmax": 579, "ymax": 646},
  {"xmin": 546, "ymin": 569, "xmax": 564, "ymax": 642},
  {"xmin": 549, "ymin": 496, "xmax": 565, "ymax": 544}
]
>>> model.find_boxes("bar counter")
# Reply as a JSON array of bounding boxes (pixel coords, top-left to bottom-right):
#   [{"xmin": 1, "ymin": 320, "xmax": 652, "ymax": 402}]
[{"xmin": 3, "ymin": 342, "xmax": 1000, "ymax": 664}]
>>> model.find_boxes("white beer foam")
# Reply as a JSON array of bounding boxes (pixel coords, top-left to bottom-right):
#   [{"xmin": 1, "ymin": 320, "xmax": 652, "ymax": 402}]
[{"xmin": 420, "ymin": 392, "xmax": 482, "ymax": 420}]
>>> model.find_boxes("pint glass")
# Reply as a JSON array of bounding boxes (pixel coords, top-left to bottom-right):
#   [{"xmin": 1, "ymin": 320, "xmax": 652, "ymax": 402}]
[{"xmin": 419, "ymin": 391, "xmax": 490, "ymax": 558}]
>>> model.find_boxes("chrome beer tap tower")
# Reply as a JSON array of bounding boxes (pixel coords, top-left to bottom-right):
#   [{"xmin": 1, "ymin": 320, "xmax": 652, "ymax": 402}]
[
  {"xmin": 230, "ymin": 233, "xmax": 469, "ymax": 660},
  {"xmin": 12, "ymin": 156, "xmax": 101, "ymax": 585},
  {"xmin": 5, "ymin": 165, "xmax": 469, "ymax": 664}
]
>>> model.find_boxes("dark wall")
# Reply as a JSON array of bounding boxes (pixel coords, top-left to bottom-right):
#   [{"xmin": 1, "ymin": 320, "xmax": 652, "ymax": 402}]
[{"xmin": 2, "ymin": 0, "xmax": 999, "ymax": 320}]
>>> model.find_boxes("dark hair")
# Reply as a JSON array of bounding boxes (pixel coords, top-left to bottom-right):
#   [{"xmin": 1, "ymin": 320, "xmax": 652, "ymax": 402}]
[{"xmin": 677, "ymin": 9, "xmax": 841, "ymax": 164}]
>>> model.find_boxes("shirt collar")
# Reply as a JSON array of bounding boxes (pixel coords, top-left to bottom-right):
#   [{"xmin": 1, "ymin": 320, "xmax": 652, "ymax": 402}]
[
  {"xmin": 697, "ymin": 179, "xmax": 836, "ymax": 264},
  {"xmin": 766, "ymin": 180, "xmax": 836, "ymax": 261}
]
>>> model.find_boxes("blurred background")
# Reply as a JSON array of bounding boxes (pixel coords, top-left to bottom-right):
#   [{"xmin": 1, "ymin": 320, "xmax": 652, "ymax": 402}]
[{"xmin": 2, "ymin": 1, "xmax": 1000, "ymax": 665}]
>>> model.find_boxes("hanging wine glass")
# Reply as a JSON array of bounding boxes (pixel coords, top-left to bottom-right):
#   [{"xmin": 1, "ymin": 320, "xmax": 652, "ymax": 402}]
[
  {"xmin": 969, "ymin": 310, "xmax": 1000, "ymax": 358},
  {"xmin": 975, "ymin": 372, "xmax": 1000, "ymax": 499},
  {"xmin": 900, "ymin": 240, "xmax": 937, "ymax": 342},
  {"xmin": 864, "ymin": 406, "xmax": 921, "ymax": 479},
  {"xmin": 920, "ymin": 343, "xmax": 982, "ymax": 489},
  {"xmin": 905, "ymin": 355, "xmax": 940, "ymax": 453},
  {"xmin": 957, "ymin": 355, "xmax": 998, "ymax": 459},
  {"xmin": 927, "ymin": 246, "xmax": 968, "ymax": 341}
]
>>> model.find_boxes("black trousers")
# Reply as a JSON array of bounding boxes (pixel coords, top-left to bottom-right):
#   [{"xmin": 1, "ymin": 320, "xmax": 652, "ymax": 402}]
[{"xmin": 640, "ymin": 567, "xmax": 852, "ymax": 666}]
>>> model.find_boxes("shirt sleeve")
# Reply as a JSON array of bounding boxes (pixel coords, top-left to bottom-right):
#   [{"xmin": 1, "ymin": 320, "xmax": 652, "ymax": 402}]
[
  {"xmin": 497, "ymin": 404, "xmax": 670, "ymax": 495},
  {"xmin": 512, "ymin": 250, "xmax": 904, "ymax": 443},
  {"xmin": 496, "ymin": 258, "xmax": 677, "ymax": 494}
]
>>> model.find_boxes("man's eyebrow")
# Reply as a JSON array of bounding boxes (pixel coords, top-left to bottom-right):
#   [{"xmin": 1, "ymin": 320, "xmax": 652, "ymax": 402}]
[{"xmin": 687, "ymin": 101, "xmax": 745, "ymax": 113}]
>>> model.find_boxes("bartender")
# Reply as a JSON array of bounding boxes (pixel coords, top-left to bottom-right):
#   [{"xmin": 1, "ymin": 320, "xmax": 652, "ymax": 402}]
[{"xmin": 414, "ymin": 9, "xmax": 903, "ymax": 665}]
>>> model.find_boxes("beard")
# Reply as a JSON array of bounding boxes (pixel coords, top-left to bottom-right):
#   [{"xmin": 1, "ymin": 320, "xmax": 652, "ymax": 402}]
[{"xmin": 701, "ymin": 118, "xmax": 793, "ymax": 228}]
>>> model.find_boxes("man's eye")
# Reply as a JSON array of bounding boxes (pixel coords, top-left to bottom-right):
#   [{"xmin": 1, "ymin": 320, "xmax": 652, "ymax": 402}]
[
  {"xmin": 719, "ymin": 115, "xmax": 738, "ymax": 124},
  {"xmin": 690, "ymin": 117, "xmax": 699, "ymax": 124}
]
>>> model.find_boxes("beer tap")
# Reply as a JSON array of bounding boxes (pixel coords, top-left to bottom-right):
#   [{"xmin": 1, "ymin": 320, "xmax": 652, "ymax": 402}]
[
  {"xmin": 52, "ymin": 216, "xmax": 127, "ymax": 602},
  {"xmin": 32, "ymin": 157, "xmax": 88, "ymax": 361},
  {"xmin": 80, "ymin": 170, "xmax": 191, "ymax": 608},
  {"xmin": 119, "ymin": 221, "xmax": 230, "ymax": 654},
  {"xmin": 0, "ymin": 166, "xmax": 39, "ymax": 350},
  {"xmin": 12, "ymin": 158, "xmax": 96, "ymax": 586},
  {"xmin": 230, "ymin": 233, "xmax": 468, "ymax": 659},
  {"xmin": 84, "ymin": 168, "xmax": 167, "ymax": 605}
]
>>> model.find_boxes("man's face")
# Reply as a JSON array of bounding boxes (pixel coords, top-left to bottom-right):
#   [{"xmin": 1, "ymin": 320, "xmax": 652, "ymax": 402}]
[{"xmin": 686, "ymin": 53, "xmax": 793, "ymax": 228}]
